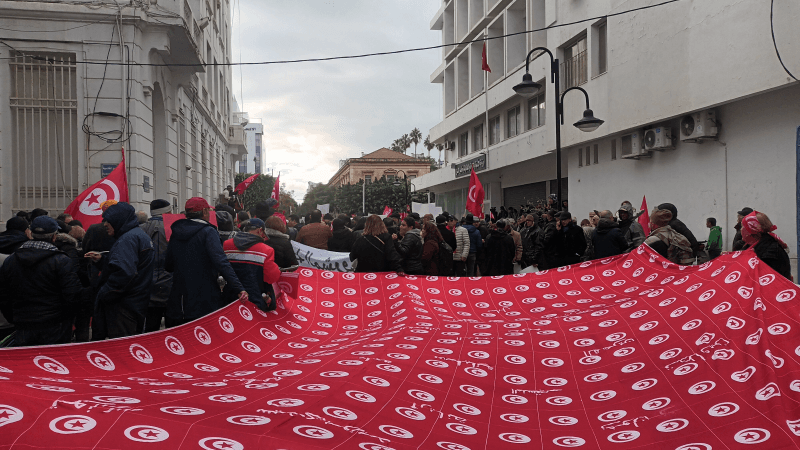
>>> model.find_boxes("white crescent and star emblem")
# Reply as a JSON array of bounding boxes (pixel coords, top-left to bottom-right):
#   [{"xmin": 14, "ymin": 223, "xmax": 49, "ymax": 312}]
[
  {"xmin": 78, "ymin": 179, "xmax": 120, "ymax": 216},
  {"xmin": 49, "ymin": 415, "xmax": 97, "ymax": 434},
  {"xmin": 124, "ymin": 425, "xmax": 169, "ymax": 442}
]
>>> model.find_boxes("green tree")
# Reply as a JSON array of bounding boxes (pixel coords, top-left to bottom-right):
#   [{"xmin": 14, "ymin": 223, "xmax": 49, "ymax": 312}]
[
  {"xmin": 423, "ymin": 134, "xmax": 435, "ymax": 159},
  {"xmin": 298, "ymin": 182, "xmax": 334, "ymax": 215},
  {"xmin": 410, "ymin": 128, "xmax": 422, "ymax": 157},
  {"xmin": 233, "ymin": 173, "xmax": 299, "ymax": 214}
]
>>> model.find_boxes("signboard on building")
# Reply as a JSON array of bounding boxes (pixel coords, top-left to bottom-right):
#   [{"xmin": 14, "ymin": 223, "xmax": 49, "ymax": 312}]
[
  {"xmin": 143, "ymin": 175, "xmax": 150, "ymax": 193},
  {"xmin": 101, "ymin": 164, "xmax": 118, "ymax": 178},
  {"xmin": 454, "ymin": 154, "xmax": 487, "ymax": 178}
]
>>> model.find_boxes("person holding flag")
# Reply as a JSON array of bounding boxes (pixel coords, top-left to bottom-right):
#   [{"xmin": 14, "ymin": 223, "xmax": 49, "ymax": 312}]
[{"xmin": 270, "ymin": 173, "xmax": 281, "ymax": 208}]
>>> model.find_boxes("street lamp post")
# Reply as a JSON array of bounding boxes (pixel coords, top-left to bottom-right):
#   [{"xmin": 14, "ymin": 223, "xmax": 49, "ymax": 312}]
[
  {"xmin": 391, "ymin": 169, "xmax": 415, "ymax": 214},
  {"xmin": 513, "ymin": 47, "xmax": 604, "ymax": 210}
]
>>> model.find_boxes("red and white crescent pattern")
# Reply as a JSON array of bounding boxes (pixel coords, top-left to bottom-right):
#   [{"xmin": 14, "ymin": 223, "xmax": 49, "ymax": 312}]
[{"xmin": 0, "ymin": 246, "xmax": 799, "ymax": 448}]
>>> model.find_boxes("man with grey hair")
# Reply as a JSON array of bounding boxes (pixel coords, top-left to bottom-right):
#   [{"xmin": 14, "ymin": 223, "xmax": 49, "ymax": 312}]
[
  {"xmin": 136, "ymin": 211, "xmax": 148, "ymax": 224},
  {"xmin": 0, "ymin": 216, "xmax": 83, "ymax": 346}
]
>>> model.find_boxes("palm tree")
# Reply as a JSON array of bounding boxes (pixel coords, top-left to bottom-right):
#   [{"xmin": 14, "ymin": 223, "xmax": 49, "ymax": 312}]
[
  {"xmin": 401, "ymin": 133, "xmax": 411, "ymax": 155},
  {"xmin": 423, "ymin": 135, "xmax": 435, "ymax": 159},
  {"xmin": 410, "ymin": 128, "xmax": 422, "ymax": 158},
  {"xmin": 436, "ymin": 143, "xmax": 444, "ymax": 163}
]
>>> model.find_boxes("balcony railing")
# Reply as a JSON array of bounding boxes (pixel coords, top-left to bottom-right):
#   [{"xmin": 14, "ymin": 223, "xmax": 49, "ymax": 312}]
[{"xmin": 560, "ymin": 50, "xmax": 587, "ymax": 92}]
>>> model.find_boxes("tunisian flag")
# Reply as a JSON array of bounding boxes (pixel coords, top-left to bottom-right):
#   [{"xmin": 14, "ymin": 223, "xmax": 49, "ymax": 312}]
[
  {"xmin": 64, "ymin": 148, "xmax": 128, "ymax": 227},
  {"xmin": 270, "ymin": 174, "xmax": 281, "ymax": 208},
  {"xmin": 0, "ymin": 247, "xmax": 799, "ymax": 449},
  {"xmin": 639, "ymin": 195, "xmax": 651, "ymax": 235},
  {"xmin": 466, "ymin": 166, "xmax": 484, "ymax": 217},
  {"xmin": 481, "ymin": 41, "xmax": 491, "ymax": 72},
  {"xmin": 382, "ymin": 205, "xmax": 393, "ymax": 216},
  {"xmin": 235, "ymin": 173, "xmax": 259, "ymax": 195}
]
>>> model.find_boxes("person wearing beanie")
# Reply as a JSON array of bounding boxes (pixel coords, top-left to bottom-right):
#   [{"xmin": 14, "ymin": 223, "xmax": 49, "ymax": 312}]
[
  {"xmin": 254, "ymin": 200, "xmax": 275, "ymax": 220},
  {"xmin": 216, "ymin": 211, "xmax": 238, "ymax": 245},
  {"xmin": 0, "ymin": 216, "xmax": 84, "ymax": 346},
  {"xmin": 87, "ymin": 203, "xmax": 155, "ymax": 340},
  {"xmin": 223, "ymin": 218, "xmax": 282, "ymax": 311},
  {"xmin": 139, "ymin": 199, "xmax": 172, "ymax": 332},
  {"xmin": 0, "ymin": 216, "xmax": 31, "ymax": 254},
  {"xmin": 644, "ymin": 208, "xmax": 694, "ymax": 265},
  {"xmin": 327, "ymin": 218, "xmax": 357, "ymax": 253},
  {"xmin": 29, "ymin": 208, "xmax": 49, "ymax": 221},
  {"xmin": 165, "ymin": 198, "xmax": 248, "ymax": 327},
  {"xmin": 656, "ymin": 203, "xmax": 699, "ymax": 257}
]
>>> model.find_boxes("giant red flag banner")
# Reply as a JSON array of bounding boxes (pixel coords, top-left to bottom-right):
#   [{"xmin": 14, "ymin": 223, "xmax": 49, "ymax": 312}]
[
  {"xmin": 1, "ymin": 246, "xmax": 800, "ymax": 448},
  {"xmin": 465, "ymin": 167, "xmax": 484, "ymax": 218},
  {"xmin": 235, "ymin": 173, "xmax": 260, "ymax": 195},
  {"xmin": 64, "ymin": 148, "xmax": 128, "ymax": 227},
  {"xmin": 270, "ymin": 175, "xmax": 281, "ymax": 208},
  {"xmin": 639, "ymin": 195, "xmax": 651, "ymax": 236}
]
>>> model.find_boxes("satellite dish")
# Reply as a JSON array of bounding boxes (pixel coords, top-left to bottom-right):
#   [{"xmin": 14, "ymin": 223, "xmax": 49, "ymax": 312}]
[{"xmin": 680, "ymin": 115, "xmax": 695, "ymax": 137}]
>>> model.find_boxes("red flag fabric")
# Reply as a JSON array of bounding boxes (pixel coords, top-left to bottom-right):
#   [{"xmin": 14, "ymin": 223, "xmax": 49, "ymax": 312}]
[
  {"xmin": 481, "ymin": 42, "xmax": 491, "ymax": 72},
  {"xmin": 466, "ymin": 167, "xmax": 484, "ymax": 217},
  {"xmin": 639, "ymin": 195, "xmax": 651, "ymax": 235},
  {"xmin": 235, "ymin": 173, "xmax": 260, "ymax": 195},
  {"xmin": 270, "ymin": 175, "xmax": 281, "ymax": 208},
  {"xmin": 64, "ymin": 149, "xmax": 128, "ymax": 227},
  {"xmin": 2, "ymin": 247, "xmax": 800, "ymax": 448},
  {"xmin": 383, "ymin": 206, "xmax": 393, "ymax": 216}
]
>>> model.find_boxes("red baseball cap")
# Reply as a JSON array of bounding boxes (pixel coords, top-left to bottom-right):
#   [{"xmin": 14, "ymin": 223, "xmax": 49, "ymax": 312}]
[{"xmin": 185, "ymin": 197, "xmax": 212, "ymax": 213}]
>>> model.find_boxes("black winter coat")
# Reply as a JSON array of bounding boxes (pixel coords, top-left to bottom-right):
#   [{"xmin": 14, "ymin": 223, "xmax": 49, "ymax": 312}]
[
  {"xmin": 264, "ymin": 228, "xmax": 299, "ymax": 268},
  {"xmin": 165, "ymin": 218, "xmax": 245, "ymax": 322},
  {"xmin": 140, "ymin": 217, "xmax": 173, "ymax": 305},
  {"xmin": 556, "ymin": 223, "xmax": 587, "ymax": 267},
  {"xmin": 752, "ymin": 235, "xmax": 792, "ymax": 280},
  {"xmin": 394, "ymin": 229, "xmax": 424, "ymax": 275},
  {"xmin": 520, "ymin": 225, "xmax": 542, "ymax": 267},
  {"xmin": 485, "ymin": 229, "xmax": 516, "ymax": 275},
  {"xmin": 437, "ymin": 224, "xmax": 457, "ymax": 252},
  {"xmin": 538, "ymin": 220, "xmax": 558, "ymax": 269},
  {"xmin": 0, "ymin": 230, "xmax": 28, "ymax": 254},
  {"xmin": 658, "ymin": 203, "xmax": 699, "ymax": 256},
  {"xmin": 0, "ymin": 241, "xmax": 83, "ymax": 326},
  {"xmin": 96, "ymin": 205, "xmax": 156, "ymax": 321},
  {"xmin": 592, "ymin": 219, "xmax": 629, "ymax": 258},
  {"xmin": 350, "ymin": 233, "xmax": 403, "ymax": 273},
  {"xmin": 328, "ymin": 228, "xmax": 357, "ymax": 253}
]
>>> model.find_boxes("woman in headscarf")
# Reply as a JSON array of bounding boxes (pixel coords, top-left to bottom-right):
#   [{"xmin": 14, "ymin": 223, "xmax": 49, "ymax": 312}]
[{"xmin": 741, "ymin": 211, "xmax": 791, "ymax": 280}]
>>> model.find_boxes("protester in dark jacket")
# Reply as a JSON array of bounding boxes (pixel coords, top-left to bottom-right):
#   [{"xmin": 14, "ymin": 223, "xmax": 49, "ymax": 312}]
[
  {"xmin": 555, "ymin": 211, "xmax": 587, "ymax": 267},
  {"xmin": 657, "ymin": 203, "xmax": 699, "ymax": 256},
  {"xmin": 264, "ymin": 216, "xmax": 299, "ymax": 269},
  {"xmin": 165, "ymin": 198, "xmax": 247, "ymax": 327},
  {"xmin": 420, "ymin": 222, "xmax": 442, "ymax": 276},
  {"xmin": 0, "ymin": 216, "xmax": 83, "ymax": 346},
  {"xmin": 520, "ymin": 214, "xmax": 542, "ymax": 269},
  {"xmin": 216, "ymin": 211, "xmax": 238, "ymax": 245},
  {"xmin": 350, "ymin": 215, "xmax": 404, "ymax": 274},
  {"xmin": 740, "ymin": 211, "xmax": 792, "ymax": 280},
  {"xmin": 462, "ymin": 214, "xmax": 482, "ymax": 276},
  {"xmin": 296, "ymin": 210, "xmax": 333, "ymax": 250},
  {"xmin": 617, "ymin": 203, "xmax": 646, "ymax": 252},
  {"xmin": 89, "ymin": 203, "xmax": 155, "ymax": 340},
  {"xmin": 223, "ymin": 219, "xmax": 282, "ymax": 311},
  {"xmin": 592, "ymin": 212, "xmax": 629, "ymax": 258},
  {"xmin": 436, "ymin": 215, "xmax": 457, "ymax": 251},
  {"xmin": 538, "ymin": 210, "xmax": 559, "ymax": 269},
  {"xmin": 140, "ymin": 199, "xmax": 173, "ymax": 332},
  {"xmin": 384, "ymin": 217, "xmax": 399, "ymax": 237},
  {"xmin": 732, "ymin": 207, "xmax": 752, "ymax": 251},
  {"xmin": 328, "ymin": 218, "xmax": 357, "ymax": 252},
  {"xmin": 0, "ymin": 217, "xmax": 30, "ymax": 254},
  {"xmin": 393, "ymin": 217, "xmax": 424, "ymax": 275},
  {"xmin": 485, "ymin": 220, "xmax": 516, "ymax": 275}
]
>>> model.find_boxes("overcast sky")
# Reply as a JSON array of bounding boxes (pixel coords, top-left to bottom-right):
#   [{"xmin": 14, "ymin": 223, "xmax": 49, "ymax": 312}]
[{"xmin": 231, "ymin": 1, "xmax": 443, "ymax": 203}]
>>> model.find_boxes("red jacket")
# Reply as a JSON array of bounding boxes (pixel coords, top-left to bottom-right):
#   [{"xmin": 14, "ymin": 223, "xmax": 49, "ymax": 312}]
[{"xmin": 223, "ymin": 238, "xmax": 281, "ymax": 310}]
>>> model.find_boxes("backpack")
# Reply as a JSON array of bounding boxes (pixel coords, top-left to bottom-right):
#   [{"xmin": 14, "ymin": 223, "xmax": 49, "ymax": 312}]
[{"xmin": 438, "ymin": 240, "xmax": 454, "ymax": 276}]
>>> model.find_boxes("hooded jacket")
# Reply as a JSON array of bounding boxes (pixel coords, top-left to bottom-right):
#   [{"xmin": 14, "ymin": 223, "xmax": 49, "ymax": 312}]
[
  {"xmin": 0, "ymin": 229, "xmax": 28, "ymax": 255},
  {"xmin": 264, "ymin": 227, "xmax": 299, "ymax": 269},
  {"xmin": 592, "ymin": 219, "xmax": 629, "ymax": 258},
  {"xmin": 657, "ymin": 203, "xmax": 699, "ymax": 256},
  {"xmin": 327, "ymin": 228, "xmax": 357, "ymax": 253},
  {"xmin": 394, "ymin": 228, "xmax": 424, "ymax": 275},
  {"xmin": 0, "ymin": 240, "xmax": 83, "ymax": 326},
  {"xmin": 618, "ymin": 204, "xmax": 646, "ymax": 252},
  {"xmin": 538, "ymin": 217, "xmax": 559, "ymax": 269},
  {"xmin": 140, "ymin": 216, "xmax": 172, "ymax": 305},
  {"xmin": 223, "ymin": 233, "xmax": 281, "ymax": 311},
  {"xmin": 520, "ymin": 223, "xmax": 542, "ymax": 267},
  {"xmin": 485, "ymin": 228, "xmax": 516, "ymax": 275},
  {"xmin": 707, "ymin": 225, "xmax": 723, "ymax": 252},
  {"xmin": 463, "ymin": 224, "xmax": 482, "ymax": 254},
  {"xmin": 555, "ymin": 221, "xmax": 587, "ymax": 267},
  {"xmin": 166, "ymin": 218, "xmax": 245, "ymax": 322},
  {"xmin": 96, "ymin": 204, "xmax": 156, "ymax": 322},
  {"xmin": 437, "ymin": 223, "xmax": 457, "ymax": 252}
]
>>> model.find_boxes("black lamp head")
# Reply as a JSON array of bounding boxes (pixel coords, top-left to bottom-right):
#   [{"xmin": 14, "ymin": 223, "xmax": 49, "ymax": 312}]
[
  {"xmin": 512, "ymin": 73, "xmax": 542, "ymax": 98},
  {"xmin": 573, "ymin": 109, "xmax": 604, "ymax": 132}
]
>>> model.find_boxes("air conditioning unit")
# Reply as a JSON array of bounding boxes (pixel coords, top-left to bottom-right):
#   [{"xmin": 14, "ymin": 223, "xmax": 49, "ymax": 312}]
[
  {"xmin": 680, "ymin": 110, "xmax": 718, "ymax": 143},
  {"xmin": 643, "ymin": 127, "xmax": 674, "ymax": 151},
  {"xmin": 620, "ymin": 131, "xmax": 649, "ymax": 159},
  {"xmin": 448, "ymin": 141, "xmax": 456, "ymax": 150}
]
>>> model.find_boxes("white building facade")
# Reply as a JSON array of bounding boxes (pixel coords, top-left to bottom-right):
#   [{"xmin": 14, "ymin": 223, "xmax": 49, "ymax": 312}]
[
  {"xmin": 419, "ymin": 0, "xmax": 800, "ymax": 269},
  {"xmin": 0, "ymin": 0, "xmax": 248, "ymax": 217},
  {"xmin": 239, "ymin": 122, "xmax": 263, "ymax": 174}
]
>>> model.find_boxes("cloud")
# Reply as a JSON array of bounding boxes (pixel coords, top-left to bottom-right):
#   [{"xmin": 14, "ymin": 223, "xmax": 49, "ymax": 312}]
[{"xmin": 232, "ymin": 0, "xmax": 442, "ymax": 203}]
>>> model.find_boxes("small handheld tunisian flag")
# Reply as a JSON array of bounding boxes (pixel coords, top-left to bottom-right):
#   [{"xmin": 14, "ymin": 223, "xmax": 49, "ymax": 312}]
[
  {"xmin": 481, "ymin": 42, "xmax": 491, "ymax": 72},
  {"xmin": 383, "ymin": 206, "xmax": 393, "ymax": 216},
  {"xmin": 639, "ymin": 195, "xmax": 651, "ymax": 236},
  {"xmin": 235, "ymin": 173, "xmax": 260, "ymax": 195},
  {"xmin": 270, "ymin": 174, "xmax": 281, "ymax": 208},
  {"xmin": 64, "ymin": 148, "xmax": 128, "ymax": 227},
  {"xmin": 466, "ymin": 167, "xmax": 485, "ymax": 218}
]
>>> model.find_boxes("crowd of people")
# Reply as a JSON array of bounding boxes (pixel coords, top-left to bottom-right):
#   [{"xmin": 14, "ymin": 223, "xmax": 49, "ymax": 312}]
[{"xmin": 0, "ymin": 194, "xmax": 791, "ymax": 348}]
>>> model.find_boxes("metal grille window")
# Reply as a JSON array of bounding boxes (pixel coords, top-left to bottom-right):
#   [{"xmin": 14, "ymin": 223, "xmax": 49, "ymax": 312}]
[
  {"xmin": 598, "ymin": 22, "xmax": 608, "ymax": 75},
  {"xmin": 561, "ymin": 37, "xmax": 587, "ymax": 92},
  {"xmin": 611, "ymin": 139, "xmax": 617, "ymax": 160},
  {"xmin": 578, "ymin": 147, "xmax": 583, "ymax": 167},
  {"xmin": 585, "ymin": 147, "xmax": 591, "ymax": 166},
  {"xmin": 10, "ymin": 52, "xmax": 79, "ymax": 212}
]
